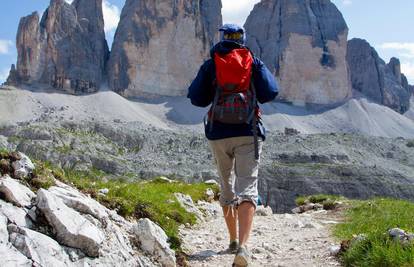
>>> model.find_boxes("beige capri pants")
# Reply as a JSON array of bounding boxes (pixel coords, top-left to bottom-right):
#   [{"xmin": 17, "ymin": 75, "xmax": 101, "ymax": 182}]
[{"xmin": 209, "ymin": 136, "xmax": 263, "ymax": 208}]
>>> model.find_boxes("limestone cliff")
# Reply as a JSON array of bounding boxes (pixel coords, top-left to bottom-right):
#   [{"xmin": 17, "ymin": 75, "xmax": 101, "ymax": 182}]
[
  {"xmin": 108, "ymin": 0, "xmax": 222, "ymax": 97},
  {"xmin": 347, "ymin": 38, "xmax": 412, "ymax": 113},
  {"xmin": 11, "ymin": 0, "xmax": 109, "ymax": 94},
  {"xmin": 245, "ymin": 0, "xmax": 352, "ymax": 105}
]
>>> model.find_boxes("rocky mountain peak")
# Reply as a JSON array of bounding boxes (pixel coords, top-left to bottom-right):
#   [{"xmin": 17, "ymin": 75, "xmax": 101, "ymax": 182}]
[
  {"xmin": 347, "ymin": 38, "xmax": 412, "ymax": 113},
  {"xmin": 10, "ymin": 0, "xmax": 109, "ymax": 94},
  {"xmin": 108, "ymin": 0, "xmax": 222, "ymax": 98},
  {"xmin": 245, "ymin": 0, "xmax": 351, "ymax": 105}
]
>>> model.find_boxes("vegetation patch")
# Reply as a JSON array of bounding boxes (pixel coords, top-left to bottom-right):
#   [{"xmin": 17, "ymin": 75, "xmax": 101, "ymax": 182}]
[
  {"xmin": 407, "ymin": 140, "xmax": 414, "ymax": 148},
  {"xmin": 54, "ymin": 167, "xmax": 218, "ymax": 250},
  {"xmin": 334, "ymin": 198, "xmax": 414, "ymax": 267}
]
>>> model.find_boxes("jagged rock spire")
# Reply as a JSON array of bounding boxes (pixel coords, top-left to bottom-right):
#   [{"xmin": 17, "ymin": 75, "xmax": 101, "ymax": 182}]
[{"xmin": 10, "ymin": 0, "xmax": 109, "ymax": 94}]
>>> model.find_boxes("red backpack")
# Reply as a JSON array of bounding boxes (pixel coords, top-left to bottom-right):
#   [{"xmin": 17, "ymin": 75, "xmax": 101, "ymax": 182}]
[
  {"xmin": 209, "ymin": 48, "xmax": 259, "ymax": 126},
  {"xmin": 208, "ymin": 47, "xmax": 260, "ymax": 159}
]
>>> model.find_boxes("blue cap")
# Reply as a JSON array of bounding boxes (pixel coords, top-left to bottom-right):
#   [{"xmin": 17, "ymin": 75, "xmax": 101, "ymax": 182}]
[
  {"xmin": 219, "ymin": 24, "xmax": 245, "ymax": 44},
  {"xmin": 219, "ymin": 24, "xmax": 245, "ymax": 34}
]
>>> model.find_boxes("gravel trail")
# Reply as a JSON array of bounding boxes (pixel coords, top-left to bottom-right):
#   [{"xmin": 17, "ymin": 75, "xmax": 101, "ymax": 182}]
[{"xmin": 181, "ymin": 206, "xmax": 342, "ymax": 267}]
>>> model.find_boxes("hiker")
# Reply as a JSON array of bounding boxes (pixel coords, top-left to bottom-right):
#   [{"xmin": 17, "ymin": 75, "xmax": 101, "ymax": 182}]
[{"xmin": 187, "ymin": 24, "xmax": 279, "ymax": 266}]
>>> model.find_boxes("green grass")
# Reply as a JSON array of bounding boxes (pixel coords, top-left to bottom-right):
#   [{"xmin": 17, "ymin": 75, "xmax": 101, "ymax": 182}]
[
  {"xmin": 1, "ymin": 149, "xmax": 218, "ymax": 250},
  {"xmin": 55, "ymin": 168, "xmax": 219, "ymax": 250},
  {"xmin": 334, "ymin": 198, "xmax": 414, "ymax": 267}
]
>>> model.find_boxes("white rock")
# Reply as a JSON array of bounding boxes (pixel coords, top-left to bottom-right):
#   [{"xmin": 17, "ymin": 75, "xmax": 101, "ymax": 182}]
[
  {"xmin": 0, "ymin": 175, "xmax": 35, "ymax": 207},
  {"xmin": 291, "ymin": 207, "xmax": 302, "ymax": 214},
  {"xmin": 11, "ymin": 152, "xmax": 35, "ymax": 179},
  {"xmin": 0, "ymin": 213, "xmax": 8, "ymax": 244},
  {"xmin": 329, "ymin": 245, "xmax": 341, "ymax": 256},
  {"xmin": 174, "ymin": 193, "xmax": 204, "ymax": 222},
  {"xmin": 205, "ymin": 188, "xmax": 215, "ymax": 203},
  {"xmin": 48, "ymin": 182, "xmax": 108, "ymax": 220},
  {"xmin": 98, "ymin": 188, "xmax": 109, "ymax": 195},
  {"xmin": 157, "ymin": 176, "xmax": 174, "ymax": 183},
  {"xmin": 204, "ymin": 179, "xmax": 219, "ymax": 185},
  {"xmin": 0, "ymin": 199, "xmax": 32, "ymax": 228},
  {"xmin": 256, "ymin": 206, "xmax": 273, "ymax": 216},
  {"xmin": 133, "ymin": 218, "xmax": 176, "ymax": 267},
  {"xmin": 0, "ymin": 213, "xmax": 32, "ymax": 266},
  {"xmin": 197, "ymin": 201, "xmax": 221, "ymax": 218},
  {"xmin": 8, "ymin": 224, "xmax": 70, "ymax": 266},
  {"xmin": 36, "ymin": 189, "xmax": 105, "ymax": 257}
]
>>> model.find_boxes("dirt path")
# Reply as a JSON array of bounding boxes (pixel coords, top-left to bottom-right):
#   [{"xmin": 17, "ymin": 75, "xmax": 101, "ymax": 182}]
[{"xmin": 180, "ymin": 205, "xmax": 342, "ymax": 267}]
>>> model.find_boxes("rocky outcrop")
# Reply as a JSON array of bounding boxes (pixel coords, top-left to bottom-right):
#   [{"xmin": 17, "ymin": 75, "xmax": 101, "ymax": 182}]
[
  {"xmin": 245, "ymin": 0, "xmax": 352, "ymax": 105},
  {"xmin": 11, "ymin": 0, "xmax": 109, "ymax": 94},
  {"xmin": 0, "ymin": 152, "xmax": 179, "ymax": 266},
  {"xmin": 108, "ymin": 0, "xmax": 222, "ymax": 97},
  {"xmin": 347, "ymin": 38, "xmax": 412, "ymax": 113}
]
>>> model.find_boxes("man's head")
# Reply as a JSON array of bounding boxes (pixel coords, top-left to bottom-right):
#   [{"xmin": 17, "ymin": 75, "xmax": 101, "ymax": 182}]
[{"xmin": 219, "ymin": 24, "xmax": 245, "ymax": 45}]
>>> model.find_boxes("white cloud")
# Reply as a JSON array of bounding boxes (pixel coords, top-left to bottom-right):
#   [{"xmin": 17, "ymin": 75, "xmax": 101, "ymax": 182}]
[
  {"xmin": 0, "ymin": 68, "xmax": 10, "ymax": 83},
  {"xmin": 378, "ymin": 42, "xmax": 414, "ymax": 83},
  {"xmin": 102, "ymin": 0, "xmax": 120, "ymax": 33},
  {"xmin": 0, "ymin": 40, "xmax": 13, "ymax": 55},
  {"xmin": 222, "ymin": 0, "xmax": 261, "ymax": 26},
  {"xmin": 379, "ymin": 42, "xmax": 414, "ymax": 59},
  {"xmin": 342, "ymin": 0, "xmax": 352, "ymax": 6},
  {"xmin": 401, "ymin": 62, "xmax": 414, "ymax": 84}
]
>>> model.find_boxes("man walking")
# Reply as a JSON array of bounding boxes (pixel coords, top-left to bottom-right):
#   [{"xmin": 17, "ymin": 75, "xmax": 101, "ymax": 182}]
[{"xmin": 187, "ymin": 24, "xmax": 278, "ymax": 266}]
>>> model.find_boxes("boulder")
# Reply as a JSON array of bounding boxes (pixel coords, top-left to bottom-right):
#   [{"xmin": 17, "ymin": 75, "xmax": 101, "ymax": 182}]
[
  {"xmin": 255, "ymin": 205, "xmax": 273, "ymax": 216},
  {"xmin": 347, "ymin": 38, "xmax": 412, "ymax": 113},
  {"xmin": 0, "ymin": 199, "xmax": 33, "ymax": 228},
  {"xmin": 12, "ymin": 0, "xmax": 109, "ymax": 94},
  {"xmin": 0, "ymin": 175, "xmax": 35, "ymax": 207},
  {"xmin": 108, "ymin": 0, "xmax": 222, "ymax": 97},
  {"xmin": 35, "ymin": 189, "xmax": 104, "ymax": 257},
  {"xmin": 8, "ymin": 224, "xmax": 70, "ymax": 266},
  {"xmin": 174, "ymin": 193, "xmax": 204, "ymax": 221},
  {"xmin": 133, "ymin": 218, "xmax": 176, "ymax": 267},
  {"xmin": 48, "ymin": 181, "xmax": 108, "ymax": 220},
  {"xmin": 11, "ymin": 152, "xmax": 35, "ymax": 179},
  {"xmin": 245, "ymin": 0, "xmax": 352, "ymax": 105}
]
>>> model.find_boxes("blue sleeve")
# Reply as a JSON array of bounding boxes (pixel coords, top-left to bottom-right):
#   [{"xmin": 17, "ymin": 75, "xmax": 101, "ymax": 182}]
[
  {"xmin": 252, "ymin": 57, "xmax": 279, "ymax": 104},
  {"xmin": 187, "ymin": 59, "xmax": 215, "ymax": 107}
]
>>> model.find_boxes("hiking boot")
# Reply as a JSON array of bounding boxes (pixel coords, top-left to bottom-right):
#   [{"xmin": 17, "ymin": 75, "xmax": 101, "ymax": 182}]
[
  {"xmin": 233, "ymin": 245, "xmax": 250, "ymax": 266},
  {"xmin": 228, "ymin": 240, "xmax": 239, "ymax": 254}
]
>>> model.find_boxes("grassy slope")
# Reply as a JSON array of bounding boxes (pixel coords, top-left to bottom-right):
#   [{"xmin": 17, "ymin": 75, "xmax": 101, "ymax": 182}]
[
  {"xmin": 334, "ymin": 198, "xmax": 414, "ymax": 267},
  {"xmin": 1, "ymin": 150, "xmax": 218, "ymax": 250},
  {"xmin": 296, "ymin": 194, "xmax": 414, "ymax": 267}
]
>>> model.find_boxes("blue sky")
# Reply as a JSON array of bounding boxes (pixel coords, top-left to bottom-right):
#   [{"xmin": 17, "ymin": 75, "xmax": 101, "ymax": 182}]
[{"xmin": 0, "ymin": 0, "xmax": 413, "ymax": 84}]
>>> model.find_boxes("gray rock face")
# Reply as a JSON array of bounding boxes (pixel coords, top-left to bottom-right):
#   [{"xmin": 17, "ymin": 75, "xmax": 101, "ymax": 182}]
[
  {"xmin": 12, "ymin": 0, "xmax": 108, "ymax": 94},
  {"xmin": 108, "ymin": 0, "xmax": 222, "ymax": 97},
  {"xmin": 245, "ymin": 0, "xmax": 351, "ymax": 105},
  {"xmin": 347, "ymin": 38, "xmax": 412, "ymax": 113}
]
